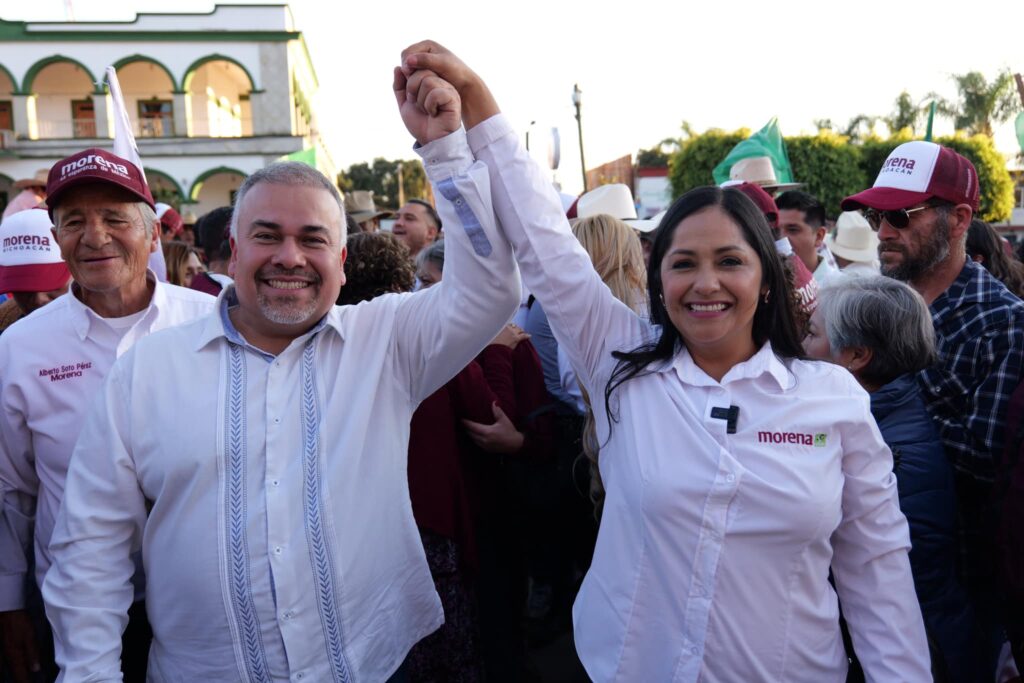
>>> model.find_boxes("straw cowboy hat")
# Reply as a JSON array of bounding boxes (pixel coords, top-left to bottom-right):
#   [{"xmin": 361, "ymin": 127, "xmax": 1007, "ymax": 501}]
[
  {"xmin": 576, "ymin": 183, "xmax": 658, "ymax": 233},
  {"xmin": 13, "ymin": 169, "xmax": 50, "ymax": 190},
  {"xmin": 723, "ymin": 157, "xmax": 801, "ymax": 192},
  {"xmin": 825, "ymin": 211, "xmax": 879, "ymax": 263},
  {"xmin": 344, "ymin": 191, "xmax": 393, "ymax": 223}
]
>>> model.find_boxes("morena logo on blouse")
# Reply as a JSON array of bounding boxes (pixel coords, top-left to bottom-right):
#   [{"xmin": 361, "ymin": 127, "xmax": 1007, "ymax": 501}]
[{"xmin": 758, "ymin": 431, "xmax": 828, "ymax": 447}]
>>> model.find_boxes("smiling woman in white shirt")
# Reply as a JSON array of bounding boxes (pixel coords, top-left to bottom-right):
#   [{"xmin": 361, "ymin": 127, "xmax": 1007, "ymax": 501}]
[{"xmin": 396, "ymin": 43, "xmax": 933, "ymax": 682}]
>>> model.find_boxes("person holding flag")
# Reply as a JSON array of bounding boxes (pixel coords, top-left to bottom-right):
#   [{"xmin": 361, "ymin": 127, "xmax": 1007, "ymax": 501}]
[{"xmin": 0, "ymin": 70, "xmax": 215, "ymax": 682}]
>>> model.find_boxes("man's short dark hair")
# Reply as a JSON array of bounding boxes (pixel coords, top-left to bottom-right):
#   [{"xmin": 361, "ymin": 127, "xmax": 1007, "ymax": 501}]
[
  {"xmin": 195, "ymin": 207, "xmax": 233, "ymax": 263},
  {"xmin": 408, "ymin": 199, "xmax": 442, "ymax": 231},
  {"xmin": 775, "ymin": 190, "xmax": 825, "ymax": 228}
]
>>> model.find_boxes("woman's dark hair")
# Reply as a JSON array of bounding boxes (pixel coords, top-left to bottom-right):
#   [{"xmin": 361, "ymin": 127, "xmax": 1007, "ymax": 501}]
[
  {"xmin": 604, "ymin": 186, "xmax": 805, "ymax": 416},
  {"xmin": 966, "ymin": 218, "xmax": 1024, "ymax": 298},
  {"xmin": 337, "ymin": 232, "xmax": 415, "ymax": 305}
]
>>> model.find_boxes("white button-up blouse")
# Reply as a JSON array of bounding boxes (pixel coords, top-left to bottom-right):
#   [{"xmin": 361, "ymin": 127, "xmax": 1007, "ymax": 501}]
[{"xmin": 467, "ymin": 114, "xmax": 931, "ymax": 682}]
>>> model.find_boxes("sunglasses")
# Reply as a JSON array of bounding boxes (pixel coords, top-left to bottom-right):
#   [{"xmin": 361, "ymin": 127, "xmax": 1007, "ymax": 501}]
[{"xmin": 864, "ymin": 205, "xmax": 932, "ymax": 231}]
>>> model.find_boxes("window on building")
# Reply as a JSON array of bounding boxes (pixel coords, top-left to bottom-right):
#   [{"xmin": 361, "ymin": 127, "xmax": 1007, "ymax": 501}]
[
  {"xmin": 138, "ymin": 100, "xmax": 174, "ymax": 138},
  {"xmin": 0, "ymin": 101, "xmax": 12, "ymax": 131},
  {"xmin": 71, "ymin": 99, "xmax": 96, "ymax": 138}
]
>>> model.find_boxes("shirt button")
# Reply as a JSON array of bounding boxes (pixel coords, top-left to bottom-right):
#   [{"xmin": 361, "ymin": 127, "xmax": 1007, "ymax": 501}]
[
  {"xmin": 295, "ymin": 673, "xmax": 304, "ymax": 680},
  {"xmin": 274, "ymin": 417, "xmax": 281, "ymax": 424},
  {"xmin": 725, "ymin": 473, "xmax": 736, "ymax": 483},
  {"xmin": 274, "ymin": 546, "xmax": 282, "ymax": 555},
  {"xmin": 272, "ymin": 480, "xmax": 280, "ymax": 487},
  {"xmin": 283, "ymin": 611, "xmax": 294, "ymax": 620}
]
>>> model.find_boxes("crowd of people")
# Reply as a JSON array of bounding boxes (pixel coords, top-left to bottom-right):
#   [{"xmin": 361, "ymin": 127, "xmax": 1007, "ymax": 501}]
[{"xmin": 0, "ymin": 40, "xmax": 1021, "ymax": 683}]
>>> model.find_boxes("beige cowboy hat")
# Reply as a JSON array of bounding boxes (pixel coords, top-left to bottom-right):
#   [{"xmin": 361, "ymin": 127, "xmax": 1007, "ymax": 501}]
[
  {"xmin": 344, "ymin": 190, "xmax": 393, "ymax": 223},
  {"xmin": 13, "ymin": 169, "xmax": 50, "ymax": 190},
  {"xmin": 725, "ymin": 157, "xmax": 802, "ymax": 192},
  {"xmin": 576, "ymin": 183, "xmax": 659, "ymax": 233},
  {"xmin": 825, "ymin": 211, "xmax": 879, "ymax": 263}
]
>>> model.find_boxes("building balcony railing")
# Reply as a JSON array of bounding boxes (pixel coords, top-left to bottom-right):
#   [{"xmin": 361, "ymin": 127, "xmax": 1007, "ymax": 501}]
[
  {"xmin": 136, "ymin": 117, "xmax": 175, "ymax": 138},
  {"xmin": 36, "ymin": 118, "xmax": 97, "ymax": 139}
]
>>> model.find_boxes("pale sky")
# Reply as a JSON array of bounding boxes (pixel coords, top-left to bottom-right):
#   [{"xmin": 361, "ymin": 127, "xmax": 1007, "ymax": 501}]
[{"xmin": 4, "ymin": 0, "xmax": 1024, "ymax": 194}]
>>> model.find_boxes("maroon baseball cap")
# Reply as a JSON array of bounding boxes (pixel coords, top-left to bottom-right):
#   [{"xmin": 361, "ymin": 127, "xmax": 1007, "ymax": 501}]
[
  {"xmin": 732, "ymin": 182, "xmax": 779, "ymax": 225},
  {"xmin": 45, "ymin": 148, "xmax": 155, "ymax": 219},
  {"xmin": 156, "ymin": 203, "xmax": 184, "ymax": 237},
  {"xmin": 842, "ymin": 141, "xmax": 979, "ymax": 212}
]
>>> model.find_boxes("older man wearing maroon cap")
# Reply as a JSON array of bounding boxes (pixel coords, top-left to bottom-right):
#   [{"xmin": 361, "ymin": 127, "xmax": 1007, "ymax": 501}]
[
  {"xmin": 0, "ymin": 147, "xmax": 214, "ymax": 682},
  {"xmin": 843, "ymin": 140, "xmax": 1024, "ymax": 678}
]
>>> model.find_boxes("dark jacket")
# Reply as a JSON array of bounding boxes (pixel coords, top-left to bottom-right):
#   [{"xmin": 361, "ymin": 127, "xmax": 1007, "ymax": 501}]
[{"xmin": 870, "ymin": 374, "xmax": 980, "ymax": 682}]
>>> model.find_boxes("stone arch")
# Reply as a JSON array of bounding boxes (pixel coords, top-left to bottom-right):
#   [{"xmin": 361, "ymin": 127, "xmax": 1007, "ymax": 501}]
[
  {"xmin": 112, "ymin": 55, "xmax": 179, "ymax": 92},
  {"xmin": 182, "ymin": 54, "xmax": 257, "ymax": 93},
  {"xmin": 22, "ymin": 55, "xmax": 100, "ymax": 94}
]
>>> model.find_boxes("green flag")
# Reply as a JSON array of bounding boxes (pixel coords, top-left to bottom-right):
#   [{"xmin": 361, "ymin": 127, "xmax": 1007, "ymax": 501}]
[
  {"xmin": 1016, "ymin": 111, "xmax": 1024, "ymax": 154},
  {"xmin": 924, "ymin": 101, "xmax": 936, "ymax": 142},
  {"xmin": 712, "ymin": 118, "xmax": 795, "ymax": 185}
]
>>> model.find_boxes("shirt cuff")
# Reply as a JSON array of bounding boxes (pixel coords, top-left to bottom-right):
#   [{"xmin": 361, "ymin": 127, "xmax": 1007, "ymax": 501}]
[
  {"xmin": 415, "ymin": 127, "xmax": 472, "ymax": 182},
  {"xmin": 466, "ymin": 113, "xmax": 515, "ymax": 156}
]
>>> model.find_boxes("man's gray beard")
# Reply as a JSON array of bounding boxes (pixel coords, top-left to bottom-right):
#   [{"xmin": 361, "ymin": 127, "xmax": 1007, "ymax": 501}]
[
  {"xmin": 880, "ymin": 215, "xmax": 951, "ymax": 282},
  {"xmin": 257, "ymin": 292, "xmax": 320, "ymax": 325}
]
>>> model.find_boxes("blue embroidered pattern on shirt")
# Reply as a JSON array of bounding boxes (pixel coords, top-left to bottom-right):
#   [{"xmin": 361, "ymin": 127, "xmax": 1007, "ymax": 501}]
[
  {"xmin": 225, "ymin": 344, "xmax": 272, "ymax": 682},
  {"xmin": 436, "ymin": 177, "xmax": 492, "ymax": 257},
  {"xmin": 300, "ymin": 340, "xmax": 353, "ymax": 682}
]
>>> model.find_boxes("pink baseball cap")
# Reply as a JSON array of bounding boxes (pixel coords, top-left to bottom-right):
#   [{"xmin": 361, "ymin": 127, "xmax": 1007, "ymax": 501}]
[
  {"xmin": 46, "ymin": 148, "xmax": 155, "ymax": 219},
  {"xmin": 0, "ymin": 208, "xmax": 71, "ymax": 292},
  {"xmin": 842, "ymin": 141, "xmax": 979, "ymax": 212}
]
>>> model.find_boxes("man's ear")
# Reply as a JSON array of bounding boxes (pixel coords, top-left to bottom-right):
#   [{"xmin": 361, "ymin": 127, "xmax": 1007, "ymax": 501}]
[
  {"xmin": 338, "ymin": 245, "xmax": 347, "ymax": 287},
  {"xmin": 814, "ymin": 226, "xmax": 827, "ymax": 248},
  {"xmin": 840, "ymin": 345, "xmax": 873, "ymax": 374},
  {"xmin": 948, "ymin": 204, "xmax": 973, "ymax": 241},
  {"xmin": 149, "ymin": 220, "xmax": 161, "ymax": 254}
]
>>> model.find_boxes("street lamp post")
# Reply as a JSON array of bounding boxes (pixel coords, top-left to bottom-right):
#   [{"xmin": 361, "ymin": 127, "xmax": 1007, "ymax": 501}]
[
  {"xmin": 525, "ymin": 120, "xmax": 536, "ymax": 152},
  {"xmin": 572, "ymin": 84, "xmax": 587, "ymax": 192}
]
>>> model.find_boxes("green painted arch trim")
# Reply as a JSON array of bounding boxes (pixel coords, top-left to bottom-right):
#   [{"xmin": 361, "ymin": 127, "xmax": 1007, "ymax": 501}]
[
  {"xmin": 182, "ymin": 54, "xmax": 257, "ymax": 93},
  {"xmin": 0, "ymin": 172, "xmax": 15, "ymax": 185},
  {"xmin": 22, "ymin": 55, "xmax": 101, "ymax": 94},
  {"xmin": 0, "ymin": 63, "xmax": 19, "ymax": 94},
  {"xmin": 143, "ymin": 167, "xmax": 186, "ymax": 198},
  {"xmin": 189, "ymin": 166, "xmax": 248, "ymax": 200},
  {"xmin": 112, "ymin": 55, "xmax": 179, "ymax": 92}
]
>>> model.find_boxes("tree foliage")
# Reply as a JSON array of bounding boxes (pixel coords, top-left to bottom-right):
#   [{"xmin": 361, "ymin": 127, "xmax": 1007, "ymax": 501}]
[
  {"xmin": 668, "ymin": 128, "xmax": 748, "ymax": 197},
  {"xmin": 929, "ymin": 70, "xmax": 1021, "ymax": 137},
  {"xmin": 667, "ymin": 126, "xmax": 1014, "ymax": 222},
  {"xmin": 785, "ymin": 132, "xmax": 868, "ymax": 217},
  {"xmin": 883, "ymin": 91, "xmax": 920, "ymax": 134},
  {"xmin": 337, "ymin": 158, "xmax": 427, "ymax": 208}
]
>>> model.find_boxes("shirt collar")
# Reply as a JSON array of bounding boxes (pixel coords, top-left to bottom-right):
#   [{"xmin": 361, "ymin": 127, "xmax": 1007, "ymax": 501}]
[
  {"xmin": 66, "ymin": 269, "xmax": 160, "ymax": 341},
  {"xmin": 192, "ymin": 284, "xmax": 344, "ymax": 354},
  {"xmin": 929, "ymin": 258, "xmax": 991, "ymax": 321},
  {"xmin": 668, "ymin": 341, "xmax": 791, "ymax": 391}
]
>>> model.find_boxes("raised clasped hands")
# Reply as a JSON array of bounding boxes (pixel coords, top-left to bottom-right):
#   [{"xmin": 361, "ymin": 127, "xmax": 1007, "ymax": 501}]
[
  {"xmin": 393, "ymin": 54, "xmax": 461, "ymax": 147},
  {"xmin": 397, "ymin": 40, "xmax": 501, "ymax": 139}
]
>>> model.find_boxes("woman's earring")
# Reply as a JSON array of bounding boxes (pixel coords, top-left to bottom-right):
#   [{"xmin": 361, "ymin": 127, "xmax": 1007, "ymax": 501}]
[
  {"xmin": 762, "ymin": 289, "xmax": 771, "ymax": 304},
  {"xmin": 659, "ymin": 293, "xmax": 665, "ymax": 305}
]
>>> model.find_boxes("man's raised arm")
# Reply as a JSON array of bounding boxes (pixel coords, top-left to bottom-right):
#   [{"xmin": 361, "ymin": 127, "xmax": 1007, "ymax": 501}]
[
  {"xmin": 401, "ymin": 43, "xmax": 647, "ymax": 391},
  {"xmin": 389, "ymin": 58, "xmax": 521, "ymax": 403}
]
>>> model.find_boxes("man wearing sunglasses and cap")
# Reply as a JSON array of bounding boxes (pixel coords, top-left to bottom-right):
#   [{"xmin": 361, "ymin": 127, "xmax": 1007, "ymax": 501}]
[
  {"xmin": 843, "ymin": 140, "xmax": 1024, "ymax": 677},
  {"xmin": 0, "ymin": 148, "xmax": 215, "ymax": 682}
]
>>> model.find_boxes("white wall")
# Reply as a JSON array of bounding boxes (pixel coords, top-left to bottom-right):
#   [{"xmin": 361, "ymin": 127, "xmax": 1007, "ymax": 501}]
[
  {"xmin": 193, "ymin": 171, "xmax": 245, "ymax": 217},
  {"xmin": 32, "ymin": 62, "xmax": 94, "ymax": 138}
]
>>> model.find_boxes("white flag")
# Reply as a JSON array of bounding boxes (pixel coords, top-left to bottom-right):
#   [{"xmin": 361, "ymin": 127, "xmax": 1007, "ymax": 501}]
[{"xmin": 106, "ymin": 65, "xmax": 167, "ymax": 281}]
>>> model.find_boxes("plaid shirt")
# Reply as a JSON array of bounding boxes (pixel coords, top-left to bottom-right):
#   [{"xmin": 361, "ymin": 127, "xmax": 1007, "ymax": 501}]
[{"xmin": 917, "ymin": 259, "xmax": 1024, "ymax": 484}]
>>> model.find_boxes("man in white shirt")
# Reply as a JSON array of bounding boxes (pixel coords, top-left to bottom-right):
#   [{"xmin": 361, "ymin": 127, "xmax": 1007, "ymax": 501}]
[
  {"xmin": 0, "ymin": 149, "xmax": 215, "ymax": 681},
  {"xmin": 776, "ymin": 190, "xmax": 843, "ymax": 285},
  {"xmin": 42, "ymin": 70, "xmax": 519, "ymax": 682}
]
